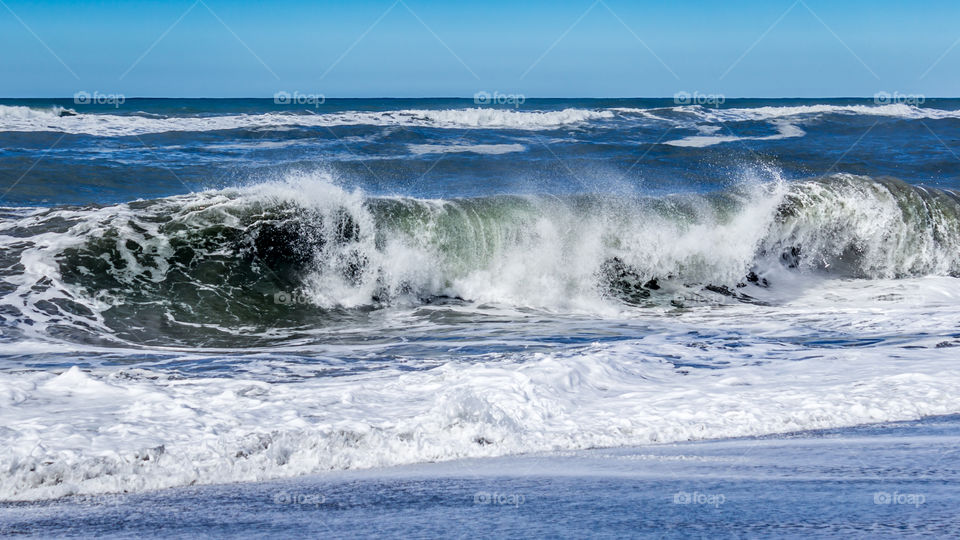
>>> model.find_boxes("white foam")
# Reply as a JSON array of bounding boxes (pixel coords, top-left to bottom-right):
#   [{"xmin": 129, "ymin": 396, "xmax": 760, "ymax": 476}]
[
  {"xmin": 0, "ymin": 106, "xmax": 612, "ymax": 136},
  {"xmin": 0, "ymin": 105, "xmax": 66, "ymax": 121},
  {"xmin": 665, "ymin": 122, "xmax": 806, "ymax": 148},
  {"xmin": 4, "ymin": 103, "xmax": 957, "ymax": 137},
  {"xmin": 607, "ymin": 103, "xmax": 960, "ymax": 126},
  {"xmin": 408, "ymin": 143, "xmax": 526, "ymax": 155},
  {"xmin": 761, "ymin": 174, "xmax": 960, "ymax": 278},
  {"xmin": 3, "ymin": 279, "xmax": 960, "ymax": 501},
  {"xmin": 678, "ymin": 103, "xmax": 960, "ymax": 122}
]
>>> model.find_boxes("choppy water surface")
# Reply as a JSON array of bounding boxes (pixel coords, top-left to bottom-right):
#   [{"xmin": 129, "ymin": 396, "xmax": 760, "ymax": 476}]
[{"xmin": 2, "ymin": 98, "xmax": 960, "ymax": 501}]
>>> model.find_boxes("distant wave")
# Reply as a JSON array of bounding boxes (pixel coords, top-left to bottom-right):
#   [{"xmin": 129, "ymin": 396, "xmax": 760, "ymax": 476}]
[
  {"xmin": 672, "ymin": 103, "xmax": 960, "ymax": 122},
  {"xmin": 2, "ymin": 103, "xmax": 959, "ymax": 136},
  {"xmin": 0, "ymin": 105, "xmax": 613, "ymax": 136}
]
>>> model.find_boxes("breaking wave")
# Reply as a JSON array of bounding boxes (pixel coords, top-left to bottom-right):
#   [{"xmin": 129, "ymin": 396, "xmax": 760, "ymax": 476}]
[
  {"xmin": 0, "ymin": 105, "xmax": 613, "ymax": 136},
  {"xmin": 615, "ymin": 103, "xmax": 960, "ymax": 122},
  {"xmin": 6, "ymin": 102, "xmax": 959, "ymax": 137},
  {"xmin": 2, "ymin": 172, "xmax": 960, "ymax": 347},
  {"xmin": 5, "ymin": 170, "xmax": 960, "ymax": 501}
]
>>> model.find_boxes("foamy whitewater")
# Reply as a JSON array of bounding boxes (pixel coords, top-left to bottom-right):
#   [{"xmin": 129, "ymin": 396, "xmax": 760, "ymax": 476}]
[
  {"xmin": 0, "ymin": 105, "xmax": 613, "ymax": 136},
  {"xmin": 2, "ymin": 98, "xmax": 960, "ymax": 501}
]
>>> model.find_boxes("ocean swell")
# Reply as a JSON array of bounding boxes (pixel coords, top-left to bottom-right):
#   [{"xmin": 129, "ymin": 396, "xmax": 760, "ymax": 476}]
[
  {"xmin": 2, "ymin": 173, "xmax": 960, "ymax": 346},
  {"xmin": 0, "ymin": 105, "xmax": 613, "ymax": 136}
]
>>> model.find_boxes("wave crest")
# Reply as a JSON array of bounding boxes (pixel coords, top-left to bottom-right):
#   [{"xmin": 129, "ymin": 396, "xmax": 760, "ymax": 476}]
[
  {"xmin": 2, "ymin": 172, "xmax": 960, "ymax": 345},
  {"xmin": 0, "ymin": 106, "xmax": 612, "ymax": 136}
]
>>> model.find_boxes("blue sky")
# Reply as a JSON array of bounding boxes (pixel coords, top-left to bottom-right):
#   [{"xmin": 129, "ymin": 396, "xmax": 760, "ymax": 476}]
[{"xmin": 1, "ymin": 0, "xmax": 959, "ymax": 97}]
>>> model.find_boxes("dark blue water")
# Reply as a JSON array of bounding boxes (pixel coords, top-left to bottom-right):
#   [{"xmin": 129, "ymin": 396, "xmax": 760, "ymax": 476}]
[{"xmin": 2, "ymin": 98, "xmax": 959, "ymax": 206}]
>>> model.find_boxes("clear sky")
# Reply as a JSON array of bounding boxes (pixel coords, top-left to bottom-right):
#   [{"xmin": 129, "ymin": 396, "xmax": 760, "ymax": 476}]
[{"xmin": 1, "ymin": 0, "xmax": 959, "ymax": 97}]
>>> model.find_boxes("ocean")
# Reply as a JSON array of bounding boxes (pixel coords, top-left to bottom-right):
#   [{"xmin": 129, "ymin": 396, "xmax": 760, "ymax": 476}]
[{"xmin": 2, "ymin": 98, "xmax": 960, "ymax": 535}]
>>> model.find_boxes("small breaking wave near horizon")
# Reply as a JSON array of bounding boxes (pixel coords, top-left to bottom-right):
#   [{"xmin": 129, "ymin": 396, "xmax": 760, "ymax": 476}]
[
  {"xmin": 0, "ymin": 104, "xmax": 615, "ymax": 136},
  {"xmin": 3, "ymin": 100, "xmax": 960, "ymax": 138}
]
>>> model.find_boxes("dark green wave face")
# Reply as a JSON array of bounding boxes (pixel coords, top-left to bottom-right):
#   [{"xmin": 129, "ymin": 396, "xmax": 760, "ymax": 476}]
[{"xmin": 2, "ymin": 174, "xmax": 959, "ymax": 348}]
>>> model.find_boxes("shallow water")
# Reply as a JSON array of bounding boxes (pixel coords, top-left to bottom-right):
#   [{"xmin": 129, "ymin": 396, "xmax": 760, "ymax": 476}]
[{"xmin": 3, "ymin": 416, "xmax": 958, "ymax": 538}]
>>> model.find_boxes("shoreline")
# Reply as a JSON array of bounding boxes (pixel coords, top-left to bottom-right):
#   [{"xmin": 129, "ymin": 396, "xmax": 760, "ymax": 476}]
[{"xmin": 4, "ymin": 414, "xmax": 959, "ymax": 538}]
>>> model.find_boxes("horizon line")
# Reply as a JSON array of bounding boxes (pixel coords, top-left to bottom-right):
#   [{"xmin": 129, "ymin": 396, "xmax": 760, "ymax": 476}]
[{"xmin": 0, "ymin": 96, "xmax": 953, "ymax": 100}]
